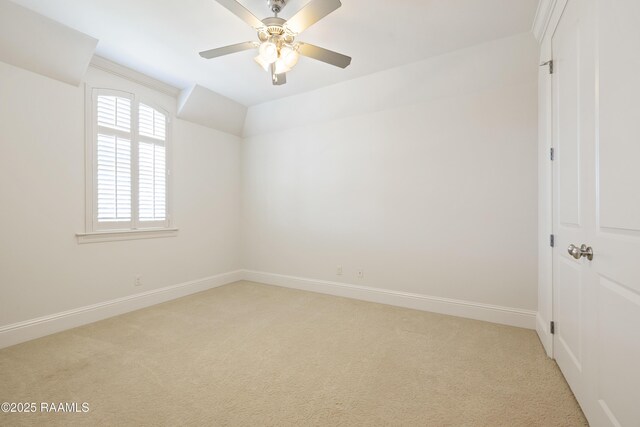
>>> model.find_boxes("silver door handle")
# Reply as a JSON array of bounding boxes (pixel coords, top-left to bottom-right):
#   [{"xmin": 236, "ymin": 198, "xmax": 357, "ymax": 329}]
[{"xmin": 567, "ymin": 244, "xmax": 594, "ymax": 261}]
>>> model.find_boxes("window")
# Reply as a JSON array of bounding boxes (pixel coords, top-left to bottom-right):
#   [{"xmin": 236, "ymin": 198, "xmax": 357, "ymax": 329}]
[{"xmin": 83, "ymin": 88, "xmax": 172, "ymax": 239}]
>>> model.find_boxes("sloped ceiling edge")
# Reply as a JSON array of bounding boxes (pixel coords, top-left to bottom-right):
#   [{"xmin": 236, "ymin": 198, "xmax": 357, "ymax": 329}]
[
  {"xmin": 177, "ymin": 84, "xmax": 247, "ymax": 137},
  {"xmin": 0, "ymin": 0, "xmax": 97, "ymax": 86}
]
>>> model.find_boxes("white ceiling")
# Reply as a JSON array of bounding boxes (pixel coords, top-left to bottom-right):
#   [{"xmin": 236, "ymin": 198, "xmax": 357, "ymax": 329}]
[{"xmin": 11, "ymin": 0, "xmax": 539, "ymax": 106}]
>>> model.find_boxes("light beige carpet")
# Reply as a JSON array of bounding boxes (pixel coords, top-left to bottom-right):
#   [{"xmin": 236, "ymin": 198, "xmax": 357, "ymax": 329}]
[{"xmin": 0, "ymin": 281, "xmax": 586, "ymax": 426}]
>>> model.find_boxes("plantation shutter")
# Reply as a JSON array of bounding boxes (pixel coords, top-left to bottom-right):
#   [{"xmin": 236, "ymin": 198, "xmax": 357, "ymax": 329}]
[
  {"xmin": 138, "ymin": 103, "xmax": 167, "ymax": 224},
  {"xmin": 90, "ymin": 89, "xmax": 170, "ymax": 232},
  {"xmin": 95, "ymin": 92, "xmax": 133, "ymax": 227}
]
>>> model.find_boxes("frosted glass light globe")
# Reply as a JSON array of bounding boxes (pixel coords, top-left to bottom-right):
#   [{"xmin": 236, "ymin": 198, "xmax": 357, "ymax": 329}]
[
  {"xmin": 274, "ymin": 58, "xmax": 291, "ymax": 75},
  {"xmin": 254, "ymin": 55, "xmax": 270, "ymax": 71},
  {"xmin": 280, "ymin": 45, "xmax": 299, "ymax": 69},
  {"xmin": 259, "ymin": 41, "xmax": 278, "ymax": 64}
]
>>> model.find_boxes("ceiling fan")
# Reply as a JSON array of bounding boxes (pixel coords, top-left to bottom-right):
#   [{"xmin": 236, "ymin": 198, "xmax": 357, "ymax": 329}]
[{"xmin": 199, "ymin": 0, "xmax": 352, "ymax": 86}]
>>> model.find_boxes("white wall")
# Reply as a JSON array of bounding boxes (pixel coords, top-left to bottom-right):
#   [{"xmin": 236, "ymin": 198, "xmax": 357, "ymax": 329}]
[
  {"xmin": 0, "ymin": 61, "xmax": 241, "ymax": 328},
  {"xmin": 0, "ymin": 30, "xmax": 540, "ymax": 340},
  {"xmin": 242, "ymin": 33, "xmax": 539, "ymax": 313}
]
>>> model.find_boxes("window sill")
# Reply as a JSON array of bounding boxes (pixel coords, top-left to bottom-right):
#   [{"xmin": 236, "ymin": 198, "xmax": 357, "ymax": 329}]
[{"xmin": 76, "ymin": 228, "xmax": 178, "ymax": 244}]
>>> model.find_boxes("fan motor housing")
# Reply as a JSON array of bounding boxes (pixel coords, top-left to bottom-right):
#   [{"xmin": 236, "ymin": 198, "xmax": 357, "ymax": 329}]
[
  {"xmin": 267, "ymin": 0, "xmax": 287, "ymax": 14},
  {"xmin": 259, "ymin": 17, "xmax": 294, "ymax": 43}
]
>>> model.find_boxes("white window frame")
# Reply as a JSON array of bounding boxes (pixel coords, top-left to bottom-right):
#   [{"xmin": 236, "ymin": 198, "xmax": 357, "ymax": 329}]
[{"xmin": 78, "ymin": 86, "xmax": 176, "ymax": 243}]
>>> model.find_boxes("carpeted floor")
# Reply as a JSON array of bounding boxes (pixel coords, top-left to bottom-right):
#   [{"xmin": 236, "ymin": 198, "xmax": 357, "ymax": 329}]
[{"xmin": 0, "ymin": 281, "xmax": 586, "ymax": 426}]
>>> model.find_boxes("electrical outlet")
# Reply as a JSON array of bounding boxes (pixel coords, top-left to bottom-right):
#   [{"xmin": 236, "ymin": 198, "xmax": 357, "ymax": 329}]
[
  {"xmin": 357, "ymin": 270, "xmax": 364, "ymax": 279},
  {"xmin": 134, "ymin": 275, "xmax": 143, "ymax": 286},
  {"xmin": 336, "ymin": 265, "xmax": 343, "ymax": 275}
]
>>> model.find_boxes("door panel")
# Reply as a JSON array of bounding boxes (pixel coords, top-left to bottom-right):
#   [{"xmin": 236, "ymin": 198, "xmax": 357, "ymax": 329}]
[
  {"xmin": 556, "ymin": 257, "xmax": 582, "ymax": 369},
  {"xmin": 552, "ymin": 0, "xmax": 590, "ymax": 408},
  {"xmin": 597, "ymin": 0, "xmax": 640, "ymax": 232},
  {"xmin": 592, "ymin": 0, "xmax": 640, "ymax": 424},
  {"xmin": 553, "ymin": 0, "xmax": 640, "ymax": 425},
  {"xmin": 556, "ymin": 10, "xmax": 581, "ymax": 228},
  {"xmin": 596, "ymin": 277, "xmax": 640, "ymax": 426}
]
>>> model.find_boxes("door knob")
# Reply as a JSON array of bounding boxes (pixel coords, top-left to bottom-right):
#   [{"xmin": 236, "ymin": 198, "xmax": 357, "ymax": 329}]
[
  {"xmin": 567, "ymin": 244, "xmax": 594, "ymax": 261},
  {"xmin": 568, "ymin": 244, "xmax": 580, "ymax": 259}
]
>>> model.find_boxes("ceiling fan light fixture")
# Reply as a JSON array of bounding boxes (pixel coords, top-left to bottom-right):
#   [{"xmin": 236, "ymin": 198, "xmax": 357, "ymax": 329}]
[
  {"xmin": 254, "ymin": 55, "xmax": 270, "ymax": 71},
  {"xmin": 280, "ymin": 44, "xmax": 300, "ymax": 69},
  {"xmin": 273, "ymin": 58, "xmax": 291, "ymax": 75},
  {"xmin": 200, "ymin": 0, "xmax": 352, "ymax": 86},
  {"xmin": 258, "ymin": 40, "xmax": 278, "ymax": 64}
]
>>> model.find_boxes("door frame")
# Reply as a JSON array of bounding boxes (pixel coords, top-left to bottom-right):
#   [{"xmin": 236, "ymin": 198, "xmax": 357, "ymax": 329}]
[{"xmin": 535, "ymin": 0, "xmax": 569, "ymax": 359}]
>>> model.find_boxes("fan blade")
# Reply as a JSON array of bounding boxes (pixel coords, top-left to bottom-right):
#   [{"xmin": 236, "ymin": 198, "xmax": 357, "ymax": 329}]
[
  {"xmin": 199, "ymin": 41, "xmax": 256, "ymax": 59},
  {"xmin": 270, "ymin": 63, "xmax": 287, "ymax": 85},
  {"xmin": 214, "ymin": 0, "xmax": 265, "ymax": 30},
  {"xmin": 284, "ymin": 0, "xmax": 342, "ymax": 34},
  {"xmin": 298, "ymin": 43, "xmax": 351, "ymax": 68}
]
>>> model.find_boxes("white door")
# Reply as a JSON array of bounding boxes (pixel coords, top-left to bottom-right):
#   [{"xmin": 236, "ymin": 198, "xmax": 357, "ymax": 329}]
[
  {"xmin": 551, "ymin": 0, "xmax": 592, "ymax": 412},
  {"xmin": 552, "ymin": 0, "xmax": 640, "ymax": 425},
  {"xmin": 589, "ymin": 0, "xmax": 640, "ymax": 425}
]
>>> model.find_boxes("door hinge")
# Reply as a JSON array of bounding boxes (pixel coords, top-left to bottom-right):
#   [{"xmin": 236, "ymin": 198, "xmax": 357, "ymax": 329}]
[
  {"xmin": 540, "ymin": 60, "xmax": 554, "ymax": 74},
  {"xmin": 550, "ymin": 321, "xmax": 555, "ymax": 334},
  {"xmin": 550, "ymin": 234, "xmax": 555, "ymax": 247},
  {"xmin": 550, "ymin": 147, "xmax": 555, "ymax": 161}
]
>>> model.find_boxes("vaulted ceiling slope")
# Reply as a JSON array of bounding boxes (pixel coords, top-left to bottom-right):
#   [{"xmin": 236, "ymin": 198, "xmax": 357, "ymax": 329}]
[
  {"xmin": 9, "ymin": 0, "xmax": 539, "ymax": 106},
  {"xmin": 0, "ymin": 0, "xmax": 96, "ymax": 86}
]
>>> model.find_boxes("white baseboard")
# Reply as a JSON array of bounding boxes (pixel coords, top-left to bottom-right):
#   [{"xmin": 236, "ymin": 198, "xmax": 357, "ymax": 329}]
[
  {"xmin": 243, "ymin": 270, "xmax": 537, "ymax": 329},
  {"xmin": 0, "ymin": 270, "xmax": 243, "ymax": 349},
  {"xmin": 0, "ymin": 269, "xmax": 538, "ymax": 349},
  {"xmin": 536, "ymin": 312, "xmax": 554, "ymax": 357}
]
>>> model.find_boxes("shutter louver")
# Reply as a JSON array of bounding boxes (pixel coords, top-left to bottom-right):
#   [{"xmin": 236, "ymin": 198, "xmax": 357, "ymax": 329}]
[
  {"xmin": 97, "ymin": 135, "xmax": 131, "ymax": 221},
  {"xmin": 138, "ymin": 103, "xmax": 167, "ymax": 222},
  {"xmin": 97, "ymin": 96, "xmax": 131, "ymax": 132},
  {"xmin": 96, "ymin": 95, "xmax": 132, "ymax": 223},
  {"xmin": 91, "ymin": 90, "xmax": 169, "ymax": 232},
  {"xmin": 139, "ymin": 103, "xmax": 166, "ymax": 140}
]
